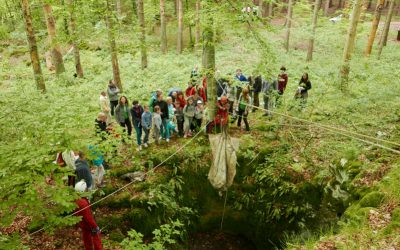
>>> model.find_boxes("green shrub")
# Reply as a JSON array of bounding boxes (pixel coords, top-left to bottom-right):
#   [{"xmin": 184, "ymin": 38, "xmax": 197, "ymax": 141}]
[{"xmin": 358, "ymin": 192, "xmax": 385, "ymax": 208}]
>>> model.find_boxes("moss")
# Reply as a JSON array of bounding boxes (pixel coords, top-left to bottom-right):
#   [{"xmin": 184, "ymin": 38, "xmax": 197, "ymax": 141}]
[
  {"xmin": 122, "ymin": 208, "xmax": 159, "ymax": 236},
  {"xmin": 358, "ymin": 191, "xmax": 385, "ymax": 208},
  {"xmin": 343, "ymin": 206, "xmax": 371, "ymax": 226}
]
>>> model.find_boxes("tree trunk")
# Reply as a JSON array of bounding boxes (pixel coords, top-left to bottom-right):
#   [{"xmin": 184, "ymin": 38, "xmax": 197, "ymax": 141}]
[
  {"xmin": 202, "ymin": 2, "xmax": 216, "ymax": 121},
  {"xmin": 43, "ymin": 3, "xmax": 65, "ymax": 75},
  {"xmin": 259, "ymin": 0, "xmax": 264, "ymax": 17},
  {"xmin": 324, "ymin": 0, "xmax": 330, "ymax": 15},
  {"xmin": 177, "ymin": 0, "xmax": 183, "ymax": 54},
  {"xmin": 136, "ymin": 0, "xmax": 148, "ymax": 68},
  {"xmin": 160, "ymin": 0, "xmax": 167, "ymax": 53},
  {"xmin": 377, "ymin": 0, "xmax": 395, "ymax": 58},
  {"xmin": 365, "ymin": 0, "xmax": 385, "ymax": 55},
  {"xmin": 60, "ymin": 0, "xmax": 69, "ymax": 36},
  {"xmin": 367, "ymin": 0, "xmax": 373, "ymax": 9},
  {"xmin": 106, "ymin": 0, "xmax": 123, "ymax": 91},
  {"xmin": 307, "ymin": 0, "xmax": 321, "ymax": 61},
  {"xmin": 21, "ymin": 0, "xmax": 45, "ymax": 91},
  {"xmin": 5, "ymin": 0, "xmax": 16, "ymax": 30},
  {"xmin": 284, "ymin": 0, "xmax": 293, "ymax": 52},
  {"xmin": 195, "ymin": 0, "xmax": 201, "ymax": 46},
  {"xmin": 131, "ymin": 0, "xmax": 138, "ymax": 18},
  {"xmin": 338, "ymin": 0, "xmax": 343, "ymax": 8},
  {"xmin": 67, "ymin": 0, "xmax": 83, "ymax": 78},
  {"xmin": 174, "ymin": 0, "xmax": 178, "ymax": 16},
  {"xmin": 339, "ymin": 0, "xmax": 363, "ymax": 91},
  {"xmin": 268, "ymin": 2, "xmax": 273, "ymax": 16},
  {"xmin": 116, "ymin": 0, "xmax": 122, "ymax": 17}
]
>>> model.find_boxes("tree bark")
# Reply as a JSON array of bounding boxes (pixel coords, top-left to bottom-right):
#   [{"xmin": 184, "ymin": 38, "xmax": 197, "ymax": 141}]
[
  {"xmin": 202, "ymin": 1, "xmax": 216, "ymax": 121},
  {"xmin": 116, "ymin": 0, "xmax": 122, "ymax": 17},
  {"xmin": 324, "ymin": 0, "xmax": 330, "ymax": 15},
  {"xmin": 284, "ymin": 0, "xmax": 293, "ymax": 52},
  {"xmin": 340, "ymin": 0, "xmax": 363, "ymax": 91},
  {"xmin": 106, "ymin": 0, "xmax": 123, "ymax": 91},
  {"xmin": 195, "ymin": 0, "xmax": 201, "ymax": 46},
  {"xmin": 67, "ymin": 0, "xmax": 83, "ymax": 78},
  {"xmin": 268, "ymin": 2, "xmax": 273, "ymax": 16},
  {"xmin": 377, "ymin": 0, "xmax": 395, "ymax": 58},
  {"xmin": 136, "ymin": 0, "xmax": 148, "ymax": 68},
  {"xmin": 177, "ymin": 0, "xmax": 183, "ymax": 54},
  {"xmin": 365, "ymin": 0, "xmax": 385, "ymax": 55},
  {"xmin": 259, "ymin": 0, "xmax": 264, "ymax": 17},
  {"xmin": 160, "ymin": 0, "xmax": 167, "ymax": 53},
  {"xmin": 21, "ymin": 0, "xmax": 45, "ymax": 91},
  {"xmin": 307, "ymin": 0, "xmax": 321, "ymax": 61},
  {"xmin": 43, "ymin": 3, "xmax": 65, "ymax": 75}
]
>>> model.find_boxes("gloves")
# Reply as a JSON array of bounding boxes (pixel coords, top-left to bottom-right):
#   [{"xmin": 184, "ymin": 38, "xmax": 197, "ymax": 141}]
[{"xmin": 91, "ymin": 226, "xmax": 101, "ymax": 234}]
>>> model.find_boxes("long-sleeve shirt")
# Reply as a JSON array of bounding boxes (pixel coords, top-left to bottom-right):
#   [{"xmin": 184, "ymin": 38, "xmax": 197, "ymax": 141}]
[
  {"xmin": 75, "ymin": 198, "xmax": 99, "ymax": 231},
  {"xmin": 238, "ymin": 94, "xmax": 252, "ymax": 112},
  {"xmin": 183, "ymin": 104, "xmax": 196, "ymax": 118},
  {"xmin": 299, "ymin": 79, "xmax": 312, "ymax": 94},
  {"xmin": 195, "ymin": 106, "xmax": 204, "ymax": 120},
  {"xmin": 107, "ymin": 86, "xmax": 120, "ymax": 101},
  {"xmin": 153, "ymin": 113, "xmax": 162, "ymax": 130},
  {"xmin": 99, "ymin": 95, "xmax": 110, "ymax": 112},
  {"xmin": 141, "ymin": 112, "xmax": 152, "ymax": 130},
  {"xmin": 153, "ymin": 100, "xmax": 169, "ymax": 120},
  {"xmin": 130, "ymin": 105, "xmax": 144, "ymax": 126},
  {"xmin": 278, "ymin": 73, "xmax": 288, "ymax": 93}
]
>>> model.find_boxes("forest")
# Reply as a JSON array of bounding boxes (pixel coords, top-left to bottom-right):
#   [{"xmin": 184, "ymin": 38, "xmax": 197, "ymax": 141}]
[{"xmin": 0, "ymin": 0, "xmax": 400, "ymax": 249}]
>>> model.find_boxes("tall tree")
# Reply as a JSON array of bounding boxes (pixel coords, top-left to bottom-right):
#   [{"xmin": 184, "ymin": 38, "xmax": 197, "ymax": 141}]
[
  {"xmin": 324, "ymin": 0, "xmax": 330, "ymax": 16},
  {"xmin": 377, "ymin": 0, "xmax": 395, "ymax": 58},
  {"xmin": 202, "ymin": 1, "xmax": 216, "ymax": 121},
  {"xmin": 21, "ymin": 0, "xmax": 45, "ymax": 91},
  {"xmin": 177, "ymin": 0, "xmax": 183, "ymax": 54},
  {"xmin": 160, "ymin": 0, "xmax": 167, "ymax": 53},
  {"xmin": 116, "ymin": 0, "xmax": 122, "ymax": 17},
  {"xmin": 268, "ymin": 1, "xmax": 273, "ymax": 17},
  {"xmin": 195, "ymin": 0, "xmax": 201, "ymax": 46},
  {"xmin": 67, "ymin": 0, "xmax": 83, "ymax": 77},
  {"xmin": 136, "ymin": 0, "xmax": 148, "ymax": 68},
  {"xmin": 43, "ymin": 3, "xmax": 66, "ymax": 75},
  {"xmin": 284, "ymin": 0, "xmax": 293, "ymax": 52},
  {"xmin": 339, "ymin": 0, "xmax": 363, "ymax": 91},
  {"xmin": 365, "ymin": 0, "xmax": 385, "ymax": 55},
  {"xmin": 106, "ymin": 0, "xmax": 123, "ymax": 90},
  {"xmin": 306, "ymin": 0, "xmax": 322, "ymax": 61}
]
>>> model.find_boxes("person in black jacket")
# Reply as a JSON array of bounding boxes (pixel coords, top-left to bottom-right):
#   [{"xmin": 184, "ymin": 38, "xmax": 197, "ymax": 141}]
[
  {"xmin": 252, "ymin": 75, "xmax": 262, "ymax": 112},
  {"xmin": 296, "ymin": 72, "xmax": 312, "ymax": 108},
  {"xmin": 153, "ymin": 93, "xmax": 169, "ymax": 141}
]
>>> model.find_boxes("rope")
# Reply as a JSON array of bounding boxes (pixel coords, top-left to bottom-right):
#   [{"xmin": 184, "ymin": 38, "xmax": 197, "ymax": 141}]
[
  {"xmin": 220, "ymin": 189, "xmax": 229, "ymax": 231},
  {"xmin": 30, "ymin": 121, "xmax": 211, "ymax": 236}
]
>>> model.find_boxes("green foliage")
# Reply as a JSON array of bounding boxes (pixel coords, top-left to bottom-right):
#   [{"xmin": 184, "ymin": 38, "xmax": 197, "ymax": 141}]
[
  {"xmin": 358, "ymin": 191, "xmax": 385, "ymax": 208},
  {"xmin": 120, "ymin": 220, "xmax": 184, "ymax": 250}
]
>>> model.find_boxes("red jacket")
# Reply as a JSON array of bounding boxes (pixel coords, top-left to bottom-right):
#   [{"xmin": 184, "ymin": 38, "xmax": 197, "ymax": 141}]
[
  {"xmin": 216, "ymin": 101, "xmax": 229, "ymax": 125},
  {"xmin": 190, "ymin": 87, "xmax": 207, "ymax": 104},
  {"xmin": 176, "ymin": 96, "xmax": 186, "ymax": 108},
  {"xmin": 278, "ymin": 73, "xmax": 288, "ymax": 93},
  {"xmin": 75, "ymin": 198, "xmax": 98, "ymax": 231}
]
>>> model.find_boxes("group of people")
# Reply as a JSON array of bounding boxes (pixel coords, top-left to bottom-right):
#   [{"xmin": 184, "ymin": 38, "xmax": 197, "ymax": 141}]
[
  {"xmin": 60, "ymin": 65, "xmax": 312, "ymax": 250},
  {"xmin": 96, "ymin": 66, "xmax": 313, "ymax": 151}
]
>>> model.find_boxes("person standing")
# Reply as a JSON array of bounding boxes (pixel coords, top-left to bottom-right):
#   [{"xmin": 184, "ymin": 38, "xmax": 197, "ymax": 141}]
[
  {"xmin": 174, "ymin": 102, "xmax": 184, "ymax": 137},
  {"xmin": 183, "ymin": 98, "xmax": 196, "ymax": 138},
  {"xmin": 75, "ymin": 152, "xmax": 93, "ymax": 190},
  {"xmin": 296, "ymin": 72, "xmax": 312, "ymax": 109},
  {"xmin": 74, "ymin": 180, "xmax": 102, "ymax": 250},
  {"xmin": 207, "ymin": 96, "xmax": 230, "ymax": 133},
  {"xmin": 262, "ymin": 78, "xmax": 278, "ymax": 116},
  {"xmin": 277, "ymin": 66, "xmax": 288, "ymax": 106},
  {"xmin": 194, "ymin": 100, "xmax": 204, "ymax": 131},
  {"xmin": 153, "ymin": 93, "xmax": 170, "ymax": 142},
  {"xmin": 235, "ymin": 69, "xmax": 248, "ymax": 100},
  {"xmin": 153, "ymin": 106, "xmax": 162, "ymax": 144},
  {"xmin": 99, "ymin": 92, "xmax": 111, "ymax": 124},
  {"xmin": 107, "ymin": 80, "xmax": 120, "ymax": 116},
  {"xmin": 237, "ymin": 87, "xmax": 251, "ymax": 131},
  {"xmin": 115, "ymin": 96, "xmax": 132, "ymax": 137},
  {"xmin": 131, "ymin": 100, "xmax": 144, "ymax": 151},
  {"xmin": 88, "ymin": 145, "xmax": 105, "ymax": 188},
  {"xmin": 141, "ymin": 105, "xmax": 152, "ymax": 148},
  {"xmin": 252, "ymin": 75, "xmax": 262, "ymax": 112}
]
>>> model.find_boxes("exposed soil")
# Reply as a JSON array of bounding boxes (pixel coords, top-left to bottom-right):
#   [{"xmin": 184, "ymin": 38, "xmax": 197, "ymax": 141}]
[{"xmin": 189, "ymin": 232, "xmax": 257, "ymax": 250}]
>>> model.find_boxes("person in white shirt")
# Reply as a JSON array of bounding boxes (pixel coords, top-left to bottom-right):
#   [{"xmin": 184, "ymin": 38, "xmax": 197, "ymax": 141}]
[{"xmin": 99, "ymin": 91, "xmax": 111, "ymax": 124}]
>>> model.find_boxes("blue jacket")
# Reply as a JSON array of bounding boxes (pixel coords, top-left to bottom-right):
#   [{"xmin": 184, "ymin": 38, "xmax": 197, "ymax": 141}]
[
  {"xmin": 88, "ymin": 145, "xmax": 104, "ymax": 167},
  {"xmin": 141, "ymin": 111, "xmax": 152, "ymax": 130}
]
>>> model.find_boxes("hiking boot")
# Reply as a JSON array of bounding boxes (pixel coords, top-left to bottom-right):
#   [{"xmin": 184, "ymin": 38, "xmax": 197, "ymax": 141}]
[{"xmin": 166, "ymin": 138, "xmax": 170, "ymax": 143}]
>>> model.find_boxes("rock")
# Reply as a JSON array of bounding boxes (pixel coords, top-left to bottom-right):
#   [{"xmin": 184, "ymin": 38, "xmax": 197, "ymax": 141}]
[{"xmin": 121, "ymin": 171, "xmax": 146, "ymax": 183}]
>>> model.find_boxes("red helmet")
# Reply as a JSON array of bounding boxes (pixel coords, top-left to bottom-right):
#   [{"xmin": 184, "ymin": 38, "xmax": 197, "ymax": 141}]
[{"xmin": 220, "ymin": 96, "xmax": 228, "ymax": 103}]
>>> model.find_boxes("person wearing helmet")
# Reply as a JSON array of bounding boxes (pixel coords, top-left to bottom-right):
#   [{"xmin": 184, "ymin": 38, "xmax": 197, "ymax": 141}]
[{"xmin": 74, "ymin": 180, "xmax": 103, "ymax": 250}]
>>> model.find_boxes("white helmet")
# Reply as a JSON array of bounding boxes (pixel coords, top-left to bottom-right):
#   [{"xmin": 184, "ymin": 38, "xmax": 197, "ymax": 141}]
[{"xmin": 74, "ymin": 180, "xmax": 87, "ymax": 192}]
